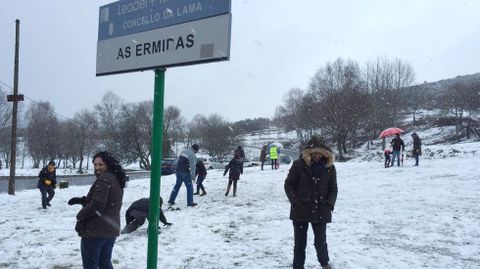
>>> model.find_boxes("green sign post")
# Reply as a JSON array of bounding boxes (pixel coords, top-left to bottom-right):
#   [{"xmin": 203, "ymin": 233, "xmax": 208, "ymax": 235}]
[
  {"xmin": 96, "ymin": 1, "xmax": 231, "ymax": 268},
  {"xmin": 147, "ymin": 68, "xmax": 165, "ymax": 269}
]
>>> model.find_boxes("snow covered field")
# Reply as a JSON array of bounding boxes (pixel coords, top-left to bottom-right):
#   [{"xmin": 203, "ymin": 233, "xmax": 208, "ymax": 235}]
[{"xmin": 0, "ymin": 142, "xmax": 479, "ymax": 269}]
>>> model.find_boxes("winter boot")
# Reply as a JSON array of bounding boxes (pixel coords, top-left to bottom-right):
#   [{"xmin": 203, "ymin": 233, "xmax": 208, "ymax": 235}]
[
  {"xmin": 225, "ymin": 182, "xmax": 232, "ymax": 196},
  {"xmin": 193, "ymin": 191, "xmax": 200, "ymax": 195},
  {"xmin": 322, "ymin": 264, "xmax": 332, "ymax": 269},
  {"xmin": 200, "ymin": 190, "xmax": 207, "ymax": 196}
]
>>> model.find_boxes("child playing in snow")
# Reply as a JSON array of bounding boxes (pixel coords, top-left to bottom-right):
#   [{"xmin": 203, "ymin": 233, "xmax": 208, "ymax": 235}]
[
  {"xmin": 223, "ymin": 155, "xmax": 243, "ymax": 197},
  {"xmin": 384, "ymin": 148, "xmax": 392, "ymax": 168},
  {"xmin": 194, "ymin": 159, "xmax": 207, "ymax": 196}
]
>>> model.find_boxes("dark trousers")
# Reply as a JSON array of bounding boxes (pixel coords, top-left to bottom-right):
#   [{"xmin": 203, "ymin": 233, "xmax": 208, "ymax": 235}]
[
  {"xmin": 225, "ymin": 179, "xmax": 238, "ymax": 196},
  {"xmin": 38, "ymin": 185, "xmax": 55, "ymax": 208},
  {"xmin": 196, "ymin": 176, "xmax": 206, "ymax": 193},
  {"xmin": 122, "ymin": 209, "xmax": 147, "ymax": 234},
  {"xmin": 271, "ymin": 159, "xmax": 278, "ymax": 169},
  {"xmin": 260, "ymin": 161, "xmax": 265, "ymax": 170},
  {"xmin": 81, "ymin": 237, "xmax": 116, "ymax": 269},
  {"xmin": 384, "ymin": 156, "xmax": 391, "ymax": 168},
  {"xmin": 292, "ymin": 221, "xmax": 329, "ymax": 269},
  {"xmin": 414, "ymin": 155, "xmax": 419, "ymax": 166}
]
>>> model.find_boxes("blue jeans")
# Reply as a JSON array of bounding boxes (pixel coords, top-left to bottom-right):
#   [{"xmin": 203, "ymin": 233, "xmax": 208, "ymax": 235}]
[
  {"xmin": 168, "ymin": 171, "xmax": 194, "ymax": 205},
  {"xmin": 391, "ymin": 150, "xmax": 401, "ymax": 166},
  {"xmin": 293, "ymin": 221, "xmax": 329, "ymax": 268},
  {"xmin": 81, "ymin": 237, "xmax": 116, "ymax": 269}
]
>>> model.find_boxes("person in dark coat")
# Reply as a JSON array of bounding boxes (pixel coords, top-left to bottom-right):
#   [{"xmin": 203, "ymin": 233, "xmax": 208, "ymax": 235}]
[
  {"xmin": 68, "ymin": 151, "xmax": 126, "ymax": 269},
  {"xmin": 121, "ymin": 197, "xmax": 172, "ymax": 234},
  {"xmin": 384, "ymin": 148, "xmax": 392, "ymax": 168},
  {"xmin": 234, "ymin": 145, "xmax": 245, "ymax": 161},
  {"xmin": 223, "ymin": 155, "xmax": 243, "ymax": 197},
  {"xmin": 390, "ymin": 134, "xmax": 405, "ymax": 166},
  {"xmin": 37, "ymin": 161, "xmax": 57, "ymax": 209},
  {"xmin": 260, "ymin": 145, "xmax": 267, "ymax": 170},
  {"xmin": 284, "ymin": 136, "xmax": 337, "ymax": 269},
  {"xmin": 194, "ymin": 159, "xmax": 208, "ymax": 196},
  {"xmin": 411, "ymin": 132, "xmax": 422, "ymax": 166}
]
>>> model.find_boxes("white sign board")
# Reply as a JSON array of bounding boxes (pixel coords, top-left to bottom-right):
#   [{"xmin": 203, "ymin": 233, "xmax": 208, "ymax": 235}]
[{"xmin": 96, "ymin": 14, "xmax": 231, "ymax": 76}]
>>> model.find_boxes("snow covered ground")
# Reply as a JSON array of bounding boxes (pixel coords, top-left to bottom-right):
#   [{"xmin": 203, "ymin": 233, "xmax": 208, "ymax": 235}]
[{"xmin": 0, "ymin": 141, "xmax": 479, "ymax": 269}]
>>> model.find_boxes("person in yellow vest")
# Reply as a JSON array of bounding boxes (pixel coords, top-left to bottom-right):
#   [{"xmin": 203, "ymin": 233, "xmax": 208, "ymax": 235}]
[
  {"xmin": 37, "ymin": 161, "xmax": 57, "ymax": 209},
  {"xmin": 269, "ymin": 145, "xmax": 278, "ymax": 170}
]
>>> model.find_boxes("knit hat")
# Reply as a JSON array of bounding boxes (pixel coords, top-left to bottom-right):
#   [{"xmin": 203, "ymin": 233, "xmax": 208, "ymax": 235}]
[
  {"xmin": 192, "ymin": 144, "xmax": 199, "ymax": 153},
  {"xmin": 304, "ymin": 136, "xmax": 332, "ymax": 152}
]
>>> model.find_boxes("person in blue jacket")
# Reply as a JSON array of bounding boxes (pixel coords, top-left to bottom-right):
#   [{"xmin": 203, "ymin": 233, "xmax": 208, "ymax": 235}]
[{"xmin": 167, "ymin": 144, "xmax": 199, "ymax": 207}]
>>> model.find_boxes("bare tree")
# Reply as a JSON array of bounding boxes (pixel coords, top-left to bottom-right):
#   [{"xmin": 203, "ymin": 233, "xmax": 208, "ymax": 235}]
[
  {"xmin": 392, "ymin": 58, "xmax": 415, "ymax": 119},
  {"xmin": 401, "ymin": 84, "xmax": 434, "ymax": 126},
  {"xmin": 73, "ymin": 110, "xmax": 98, "ymax": 172},
  {"xmin": 274, "ymin": 88, "xmax": 316, "ymax": 145},
  {"xmin": 57, "ymin": 120, "xmax": 77, "ymax": 168},
  {"xmin": 118, "ymin": 101, "xmax": 153, "ymax": 169},
  {"xmin": 440, "ymin": 81, "xmax": 475, "ymax": 137},
  {"xmin": 94, "ymin": 91, "xmax": 124, "ymax": 160},
  {"xmin": 163, "ymin": 106, "xmax": 185, "ymax": 158},
  {"xmin": 24, "ymin": 101, "xmax": 59, "ymax": 168},
  {"xmin": 0, "ymin": 88, "xmax": 11, "ymax": 130},
  {"xmin": 309, "ymin": 58, "xmax": 368, "ymax": 160},
  {"xmin": 191, "ymin": 114, "xmax": 237, "ymax": 159},
  {"xmin": 364, "ymin": 57, "xmax": 415, "ymax": 143},
  {"xmin": 185, "ymin": 114, "xmax": 205, "ymax": 147},
  {"xmin": 0, "ymin": 88, "xmax": 12, "ymax": 169}
]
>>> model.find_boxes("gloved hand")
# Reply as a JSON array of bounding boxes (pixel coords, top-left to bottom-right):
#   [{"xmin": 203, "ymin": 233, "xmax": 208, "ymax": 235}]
[{"xmin": 68, "ymin": 197, "xmax": 86, "ymax": 206}]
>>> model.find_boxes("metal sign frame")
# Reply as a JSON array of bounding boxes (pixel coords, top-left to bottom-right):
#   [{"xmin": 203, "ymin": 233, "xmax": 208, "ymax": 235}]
[{"xmin": 96, "ymin": 13, "xmax": 231, "ymax": 76}]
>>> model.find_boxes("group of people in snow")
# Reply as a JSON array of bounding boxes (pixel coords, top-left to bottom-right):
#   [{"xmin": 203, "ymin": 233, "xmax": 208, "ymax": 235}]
[
  {"xmin": 259, "ymin": 143, "xmax": 280, "ymax": 170},
  {"xmin": 35, "ymin": 135, "xmax": 338, "ymax": 269},
  {"xmin": 384, "ymin": 132, "xmax": 422, "ymax": 168}
]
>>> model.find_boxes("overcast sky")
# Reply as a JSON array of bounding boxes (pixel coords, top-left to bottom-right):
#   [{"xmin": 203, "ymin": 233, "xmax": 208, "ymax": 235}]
[{"xmin": 1, "ymin": 0, "xmax": 479, "ymax": 122}]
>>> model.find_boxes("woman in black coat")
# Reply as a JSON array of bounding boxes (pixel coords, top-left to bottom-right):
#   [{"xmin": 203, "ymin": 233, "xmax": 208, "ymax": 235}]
[
  {"xmin": 223, "ymin": 156, "xmax": 243, "ymax": 197},
  {"xmin": 411, "ymin": 132, "xmax": 422, "ymax": 166},
  {"xmin": 284, "ymin": 136, "xmax": 337, "ymax": 269}
]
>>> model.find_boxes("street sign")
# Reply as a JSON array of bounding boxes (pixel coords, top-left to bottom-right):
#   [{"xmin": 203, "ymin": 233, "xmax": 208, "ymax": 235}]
[
  {"xmin": 98, "ymin": 0, "xmax": 231, "ymax": 41},
  {"xmin": 96, "ymin": 13, "xmax": 231, "ymax": 76},
  {"xmin": 7, "ymin": 94, "xmax": 24, "ymax": 102}
]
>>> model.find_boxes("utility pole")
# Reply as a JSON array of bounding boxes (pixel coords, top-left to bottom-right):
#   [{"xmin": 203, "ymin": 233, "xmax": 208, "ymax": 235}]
[{"xmin": 7, "ymin": 19, "xmax": 23, "ymax": 195}]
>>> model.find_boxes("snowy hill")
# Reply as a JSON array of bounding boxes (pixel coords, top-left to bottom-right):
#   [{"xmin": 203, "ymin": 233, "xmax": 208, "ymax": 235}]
[
  {"xmin": 1, "ymin": 111, "xmax": 479, "ymax": 268},
  {"xmin": 1, "ymin": 141, "xmax": 479, "ymax": 268}
]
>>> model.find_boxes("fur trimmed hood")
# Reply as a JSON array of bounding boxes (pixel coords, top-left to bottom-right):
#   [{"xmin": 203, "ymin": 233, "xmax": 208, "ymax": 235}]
[
  {"xmin": 301, "ymin": 147, "xmax": 335, "ymax": 167},
  {"xmin": 301, "ymin": 136, "xmax": 335, "ymax": 167}
]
